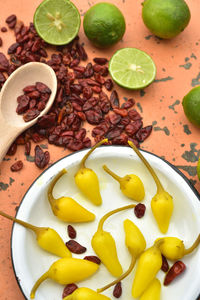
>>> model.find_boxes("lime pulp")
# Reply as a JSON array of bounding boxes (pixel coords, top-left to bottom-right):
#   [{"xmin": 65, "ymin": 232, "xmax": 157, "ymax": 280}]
[
  {"xmin": 109, "ymin": 48, "xmax": 156, "ymax": 90},
  {"xmin": 34, "ymin": 0, "xmax": 81, "ymax": 45}
]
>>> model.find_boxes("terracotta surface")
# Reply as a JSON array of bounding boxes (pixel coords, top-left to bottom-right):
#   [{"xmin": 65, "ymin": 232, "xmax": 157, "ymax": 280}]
[{"xmin": 0, "ymin": 0, "xmax": 200, "ymax": 299}]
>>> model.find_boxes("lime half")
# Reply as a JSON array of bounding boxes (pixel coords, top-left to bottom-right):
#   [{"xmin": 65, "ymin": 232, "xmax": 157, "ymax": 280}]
[
  {"xmin": 109, "ymin": 48, "xmax": 156, "ymax": 90},
  {"xmin": 197, "ymin": 158, "xmax": 200, "ymax": 181},
  {"xmin": 34, "ymin": 0, "xmax": 81, "ymax": 45}
]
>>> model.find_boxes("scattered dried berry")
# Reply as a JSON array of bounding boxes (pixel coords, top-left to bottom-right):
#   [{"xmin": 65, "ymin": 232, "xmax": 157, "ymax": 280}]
[
  {"xmin": 10, "ymin": 160, "xmax": 23, "ymax": 172},
  {"xmin": 113, "ymin": 282, "xmax": 122, "ymax": 298},
  {"xmin": 164, "ymin": 261, "xmax": 186, "ymax": 286},
  {"xmin": 84, "ymin": 256, "xmax": 101, "ymax": 265},
  {"xmin": 67, "ymin": 225, "xmax": 77, "ymax": 239},
  {"xmin": 93, "ymin": 57, "xmax": 108, "ymax": 65},
  {"xmin": 134, "ymin": 203, "xmax": 146, "ymax": 218},
  {"xmin": 161, "ymin": 255, "xmax": 169, "ymax": 273},
  {"xmin": 65, "ymin": 240, "xmax": 87, "ymax": 254},
  {"xmin": 62, "ymin": 283, "xmax": 78, "ymax": 298},
  {"xmin": 7, "ymin": 143, "xmax": 17, "ymax": 156},
  {"xmin": 1, "ymin": 27, "xmax": 8, "ymax": 33},
  {"xmin": 34, "ymin": 145, "xmax": 50, "ymax": 169}
]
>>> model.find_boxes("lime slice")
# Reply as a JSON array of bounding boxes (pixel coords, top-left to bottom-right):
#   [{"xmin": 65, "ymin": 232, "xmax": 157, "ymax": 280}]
[
  {"xmin": 197, "ymin": 158, "xmax": 200, "ymax": 181},
  {"xmin": 109, "ymin": 48, "xmax": 156, "ymax": 90},
  {"xmin": 34, "ymin": 0, "xmax": 81, "ymax": 45}
]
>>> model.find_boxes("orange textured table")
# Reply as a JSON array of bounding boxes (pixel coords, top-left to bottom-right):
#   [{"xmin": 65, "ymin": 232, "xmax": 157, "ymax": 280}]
[{"xmin": 0, "ymin": 0, "xmax": 200, "ymax": 299}]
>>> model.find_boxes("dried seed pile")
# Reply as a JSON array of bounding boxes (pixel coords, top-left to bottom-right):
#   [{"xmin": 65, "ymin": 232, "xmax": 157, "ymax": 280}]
[
  {"xmin": 0, "ymin": 15, "xmax": 152, "ymax": 170},
  {"xmin": 16, "ymin": 82, "xmax": 51, "ymax": 122}
]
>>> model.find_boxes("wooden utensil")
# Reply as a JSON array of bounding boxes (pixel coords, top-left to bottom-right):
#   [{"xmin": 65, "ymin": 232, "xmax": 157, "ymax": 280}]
[{"xmin": 0, "ymin": 62, "xmax": 57, "ymax": 162}]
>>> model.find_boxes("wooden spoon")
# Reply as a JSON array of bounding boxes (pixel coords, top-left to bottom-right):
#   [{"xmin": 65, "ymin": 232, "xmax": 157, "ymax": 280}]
[{"xmin": 0, "ymin": 62, "xmax": 57, "ymax": 161}]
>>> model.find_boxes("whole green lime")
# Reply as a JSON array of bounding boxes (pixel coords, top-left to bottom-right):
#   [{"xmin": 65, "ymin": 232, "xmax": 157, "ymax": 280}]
[
  {"xmin": 83, "ymin": 2, "xmax": 126, "ymax": 48},
  {"xmin": 142, "ymin": 0, "xmax": 191, "ymax": 39},
  {"xmin": 182, "ymin": 86, "xmax": 200, "ymax": 127}
]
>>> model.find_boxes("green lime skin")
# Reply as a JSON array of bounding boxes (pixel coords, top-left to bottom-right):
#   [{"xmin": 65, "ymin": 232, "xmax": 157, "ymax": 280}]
[
  {"xmin": 83, "ymin": 2, "xmax": 126, "ymax": 48},
  {"xmin": 142, "ymin": 0, "xmax": 191, "ymax": 39},
  {"xmin": 182, "ymin": 86, "xmax": 200, "ymax": 127},
  {"xmin": 197, "ymin": 158, "xmax": 200, "ymax": 181}
]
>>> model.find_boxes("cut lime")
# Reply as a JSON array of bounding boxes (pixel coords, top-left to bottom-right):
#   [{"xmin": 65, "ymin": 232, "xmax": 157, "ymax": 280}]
[
  {"xmin": 34, "ymin": 0, "xmax": 81, "ymax": 45},
  {"xmin": 109, "ymin": 48, "xmax": 156, "ymax": 90},
  {"xmin": 197, "ymin": 158, "xmax": 200, "ymax": 181}
]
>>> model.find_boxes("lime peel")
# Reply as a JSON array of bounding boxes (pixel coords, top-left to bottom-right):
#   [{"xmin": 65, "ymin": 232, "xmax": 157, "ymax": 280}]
[
  {"xmin": 109, "ymin": 48, "xmax": 156, "ymax": 90},
  {"xmin": 197, "ymin": 158, "xmax": 200, "ymax": 181},
  {"xmin": 83, "ymin": 2, "xmax": 125, "ymax": 48}
]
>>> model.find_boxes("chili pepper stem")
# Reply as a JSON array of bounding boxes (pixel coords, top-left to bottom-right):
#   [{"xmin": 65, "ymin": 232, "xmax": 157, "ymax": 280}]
[
  {"xmin": 128, "ymin": 140, "xmax": 164, "ymax": 194},
  {"xmin": 30, "ymin": 271, "xmax": 49, "ymax": 299},
  {"xmin": 47, "ymin": 169, "xmax": 67, "ymax": 206},
  {"xmin": 184, "ymin": 234, "xmax": 200, "ymax": 255},
  {"xmin": 0, "ymin": 210, "xmax": 39, "ymax": 232},
  {"xmin": 103, "ymin": 164, "xmax": 122, "ymax": 182},
  {"xmin": 154, "ymin": 239, "xmax": 164, "ymax": 248},
  {"xmin": 97, "ymin": 204, "xmax": 136, "ymax": 231},
  {"xmin": 97, "ymin": 254, "xmax": 136, "ymax": 293},
  {"xmin": 80, "ymin": 139, "xmax": 108, "ymax": 169}
]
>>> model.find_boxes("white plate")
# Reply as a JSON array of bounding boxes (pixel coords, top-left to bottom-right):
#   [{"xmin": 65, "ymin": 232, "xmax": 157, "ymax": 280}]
[{"xmin": 11, "ymin": 146, "xmax": 200, "ymax": 300}]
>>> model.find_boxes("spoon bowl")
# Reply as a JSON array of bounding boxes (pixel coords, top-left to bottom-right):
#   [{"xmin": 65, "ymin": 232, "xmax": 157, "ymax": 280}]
[{"xmin": 0, "ymin": 62, "xmax": 57, "ymax": 161}]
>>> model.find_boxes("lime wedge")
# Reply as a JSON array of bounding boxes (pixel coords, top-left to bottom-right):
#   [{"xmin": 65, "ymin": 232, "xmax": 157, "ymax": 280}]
[
  {"xmin": 109, "ymin": 48, "xmax": 156, "ymax": 90},
  {"xmin": 197, "ymin": 158, "xmax": 200, "ymax": 181},
  {"xmin": 34, "ymin": 0, "xmax": 81, "ymax": 45}
]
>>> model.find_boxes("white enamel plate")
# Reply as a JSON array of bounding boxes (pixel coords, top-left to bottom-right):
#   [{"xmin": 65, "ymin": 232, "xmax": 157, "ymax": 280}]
[{"xmin": 11, "ymin": 146, "xmax": 200, "ymax": 300}]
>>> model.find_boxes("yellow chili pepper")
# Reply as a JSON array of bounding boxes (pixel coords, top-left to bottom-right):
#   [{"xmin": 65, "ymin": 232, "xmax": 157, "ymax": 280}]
[
  {"xmin": 103, "ymin": 164, "xmax": 145, "ymax": 201},
  {"xmin": 132, "ymin": 240, "xmax": 163, "ymax": 298},
  {"xmin": 74, "ymin": 139, "xmax": 108, "ymax": 205},
  {"xmin": 0, "ymin": 210, "xmax": 71, "ymax": 258},
  {"xmin": 63, "ymin": 287, "xmax": 111, "ymax": 300},
  {"xmin": 97, "ymin": 219, "xmax": 146, "ymax": 293},
  {"xmin": 128, "ymin": 140, "xmax": 173, "ymax": 233},
  {"xmin": 30, "ymin": 258, "xmax": 99, "ymax": 299},
  {"xmin": 140, "ymin": 278, "xmax": 161, "ymax": 300},
  {"xmin": 156, "ymin": 234, "xmax": 200, "ymax": 260},
  {"xmin": 92, "ymin": 204, "xmax": 136, "ymax": 277},
  {"xmin": 48, "ymin": 169, "xmax": 95, "ymax": 222}
]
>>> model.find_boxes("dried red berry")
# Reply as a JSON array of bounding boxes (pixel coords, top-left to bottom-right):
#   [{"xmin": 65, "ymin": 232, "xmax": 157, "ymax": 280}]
[
  {"xmin": 6, "ymin": 14, "xmax": 17, "ymax": 24},
  {"xmin": 10, "ymin": 160, "xmax": 23, "ymax": 172},
  {"xmin": 65, "ymin": 240, "xmax": 87, "ymax": 254},
  {"xmin": 1, "ymin": 27, "xmax": 8, "ymax": 33},
  {"xmin": 113, "ymin": 282, "xmax": 122, "ymax": 298},
  {"xmin": 164, "ymin": 261, "xmax": 186, "ymax": 286},
  {"xmin": 134, "ymin": 203, "xmax": 146, "ymax": 218},
  {"xmin": 25, "ymin": 141, "xmax": 31, "ymax": 156},
  {"xmin": 67, "ymin": 225, "xmax": 77, "ymax": 239},
  {"xmin": 7, "ymin": 143, "xmax": 17, "ymax": 156},
  {"xmin": 161, "ymin": 255, "xmax": 169, "ymax": 273},
  {"xmin": 93, "ymin": 57, "xmax": 108, "ymax": 65},
  {"xmin": 62, "ymin": 284, "xmax": 78, "ymax": 298},
  {"xmin": 84, "ymin": 256, "xmax": 101, "ymax": 265},
  {"xmin": 34, "ymin": 145, "xmax": 50, "ymax": 169}
]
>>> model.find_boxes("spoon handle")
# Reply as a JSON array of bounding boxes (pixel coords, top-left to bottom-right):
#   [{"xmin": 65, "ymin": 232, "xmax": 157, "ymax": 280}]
[{"xmin": 0, "ymin": 119, "xmax": 20, "ymax": 162}]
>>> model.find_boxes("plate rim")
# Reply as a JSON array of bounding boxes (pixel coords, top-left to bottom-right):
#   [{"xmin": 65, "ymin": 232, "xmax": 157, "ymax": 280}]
[{"xmin": 10, "ymin": 145, "xmax": 200, "ymax": 300}]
